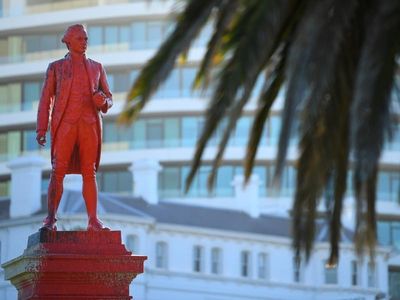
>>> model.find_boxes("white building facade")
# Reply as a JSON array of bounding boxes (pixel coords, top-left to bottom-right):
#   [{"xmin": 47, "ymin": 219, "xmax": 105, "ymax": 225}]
[{"xmin": 0, "ymin": 0, "xmax": 398, "ymax": 299}]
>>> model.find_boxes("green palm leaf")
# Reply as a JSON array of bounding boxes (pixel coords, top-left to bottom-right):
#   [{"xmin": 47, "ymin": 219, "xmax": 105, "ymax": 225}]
[
  {"xmin": 121, "ymin": 0, "xmax": 400, "ymax": 264},
  {"xmin": 243, "ymin": 61, "xmax": 284, "ymax": 184},
  {"xmin": 351, "ymin": 0, "xmax": 400, "ymax": 258},
  {"xmin": 119, "ymin": 0, "xmax": 219, "ymax": 123},
  {"xmin": 194, "ymin": 0, "xmax": 239, "ymax": 89}
]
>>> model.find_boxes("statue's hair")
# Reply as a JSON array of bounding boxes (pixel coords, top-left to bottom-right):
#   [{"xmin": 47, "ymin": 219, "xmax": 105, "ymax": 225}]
[{"xmin": 61, "ymin": 24, "xmax": 86, "ymax": 45}]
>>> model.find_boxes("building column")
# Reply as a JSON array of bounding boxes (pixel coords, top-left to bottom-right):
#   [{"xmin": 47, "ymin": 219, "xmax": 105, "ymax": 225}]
[
  {"xmin": 7, "ymin": 156, "xmax": 46, "ymax": 218},
  {"xmin": 232, "ymin": 174, "xmax": 260, "ymax": 218},
  {"xmin": 129, "ymin": 159, "xmax": 162, "ymax": 205}
]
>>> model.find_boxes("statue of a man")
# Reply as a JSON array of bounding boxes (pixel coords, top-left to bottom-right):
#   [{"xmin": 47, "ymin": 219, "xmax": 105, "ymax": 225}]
[{"xmin": 36, "ymin": 24, "xmax": 113, "ymax": 231}]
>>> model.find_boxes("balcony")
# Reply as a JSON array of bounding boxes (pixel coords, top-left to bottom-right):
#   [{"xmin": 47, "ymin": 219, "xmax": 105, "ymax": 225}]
[{"xmin": 2, "ymin": 0, "xmax": 171, "ymax": 17}]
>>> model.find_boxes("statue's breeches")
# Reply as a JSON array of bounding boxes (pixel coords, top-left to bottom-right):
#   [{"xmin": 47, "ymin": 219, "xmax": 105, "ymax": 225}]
[
  {"xmin": 47, "ymin": 118, "xmax": 99, "ymax": 218},
  {"xmin": 52, "ymin": 119, "xmax": 98, "ymax": 179}
]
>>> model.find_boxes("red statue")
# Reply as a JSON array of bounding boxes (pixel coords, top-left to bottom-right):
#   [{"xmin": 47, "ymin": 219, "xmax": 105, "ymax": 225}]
[{"xmin": 36, "ymin": 24, "xmax": 113, "ymax": 231}]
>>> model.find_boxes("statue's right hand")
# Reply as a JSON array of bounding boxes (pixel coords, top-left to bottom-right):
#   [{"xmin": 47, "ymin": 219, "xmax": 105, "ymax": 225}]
[{"xmin": 36, "ymin": 132, "xmax": 46, "ymax": 146}]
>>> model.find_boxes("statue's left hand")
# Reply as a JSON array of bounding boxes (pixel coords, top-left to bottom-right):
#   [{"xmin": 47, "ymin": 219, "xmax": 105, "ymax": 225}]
[
  {"xmin": 36, "ymin": 131, "xmax": 47, "ymax": 146},
  {"xmin": 92, "ymin": 91, "xmax": 107, "ymax": 108}
]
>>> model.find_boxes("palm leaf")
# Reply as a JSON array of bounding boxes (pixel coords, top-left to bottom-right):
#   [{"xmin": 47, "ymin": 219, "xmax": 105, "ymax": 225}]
[
  {"xmin": 244, "ymin": 54, "xmax": 285, "ymax": 184},
  {"xmin": 206, "ymin": 3, "xmax": 299, "ymax": 191},
  {"xmin": 327, "ymin": 57, "xmax": 354, "ymax": 267},
  {"xmin": 351, "ymin": 0, "xmax": 400, "ymax": 257},
  {"xmin": 119, "ymin": 0, "xmax": 219, "ymax": 123},
  {"xmin": 118, "ymin": 0, "xmax": 400, "ymax": 263},
  {"xmin": 185, "ymin": 0, "xmax": 299, "ymax": 192},
  {"xmin": 286, "ymin": 0, "xmax": 362, "ymax": 261},
  {"xmin": 193, "ymin": 0, "xmax": 239, "ymax": 89},
  {"xmin": 275, "ymin": 0, "xmax": 358, "ymax": 181},
  {"xmin": 184, "ymin": 0, "xmax": 277, "ymax": 191}
]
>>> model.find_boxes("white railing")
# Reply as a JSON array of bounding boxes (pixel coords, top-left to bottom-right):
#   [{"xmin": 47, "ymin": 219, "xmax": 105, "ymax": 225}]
[{"xmin": 3, "ymin": 0, "xmax": 171, "ymax": 17}]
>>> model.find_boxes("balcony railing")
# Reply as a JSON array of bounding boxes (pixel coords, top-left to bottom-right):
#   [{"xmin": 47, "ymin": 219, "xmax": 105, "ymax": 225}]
[{"xmin": 3, "ymin": 0, "xmax": 170, "ymax": 17}]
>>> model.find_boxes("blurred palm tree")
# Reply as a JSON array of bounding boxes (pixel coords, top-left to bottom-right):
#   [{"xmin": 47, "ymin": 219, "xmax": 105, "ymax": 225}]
[{"xmin": 120, "ymin": 0, "xmax": 400, "ymax": 265}]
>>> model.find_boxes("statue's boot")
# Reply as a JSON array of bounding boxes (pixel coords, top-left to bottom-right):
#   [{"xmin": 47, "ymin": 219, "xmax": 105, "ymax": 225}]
[
  {"xmin": 87, "ymin": 217, "xmax": 110, "ymax": 231},
  {"xmin": 40, "ymin": 173, "xmax": 63, "ymax": 231},
  {"xmin": 41, "ymin": 216, "xmax": 57, "ymax": 231},
  {"xmin": 82, "ymin": 172, "xmax": 110, "ymax": 231}
]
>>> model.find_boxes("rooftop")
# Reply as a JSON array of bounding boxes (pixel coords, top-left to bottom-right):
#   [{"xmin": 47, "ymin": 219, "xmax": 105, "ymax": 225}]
[{"xmin": 0, "ymin": 190, "xmax": 353, "ymax": 243}]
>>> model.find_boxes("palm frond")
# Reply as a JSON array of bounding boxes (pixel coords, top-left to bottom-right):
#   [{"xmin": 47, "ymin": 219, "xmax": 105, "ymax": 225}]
[
  {"xmin": 185, "ymin": 0, "xmax": 299, "ymax": 192},
  {"xmin": 207, "ymin": 41, "xmax": 292, "ymax": 191},
  {"xmin": 327, "ymin": 68, "xmax": 352, "ymax": 266},
  {"xmin": 351, "ymin": 0, "xmax": 400, "ymax": 257},
  {"xmin": 286, "ymin": 0, "xmax": 363, "ymax": 261},
  {"xmin": 244, "ymin": 51, "xmax": 286, "ymax": 184},
  {"xmin": 275, "ymin": 0, "xmax": 359, "ymax": 182},
  {"xmin": 119, "ymin": 0, "xmax": 219, "ymax": 123},
  {"xmin": 119, "ymin": 0, "xmax": 400, "ymax": 263},
  {"xmin": 194, "ymin": 0, "xmax": 239, "ymax": 89},
  {"xmin": 220, "ymin": 0, "xmax": 263, "ymax": 53},
  {"xmin": 326, "ymin": 0, "xmax": 366, "ymax": 266}
]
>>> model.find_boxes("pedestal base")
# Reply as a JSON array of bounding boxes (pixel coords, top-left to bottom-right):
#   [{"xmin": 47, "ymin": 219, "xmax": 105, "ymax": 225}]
[{"xmin": 2, "ymin": 230, "xmax": 147, "ymax": 300}]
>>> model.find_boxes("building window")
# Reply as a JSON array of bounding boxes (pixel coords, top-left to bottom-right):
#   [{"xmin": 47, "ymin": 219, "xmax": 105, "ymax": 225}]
[
  {"xmin": 160, "ymin": 167, "xmax": 181, "ymax": 198},
  {"xmin": 0, "ymin": 83, "xmax": 21, "ymax": 113},
  {"xmin": 22, "ymin": 81, "xmax": 41, "ymax": 111},
  {"xmin": 108, "ymin": 71, "xmax": 131, "ymax": 94},
  {"xmin": 182, "ymin": 117, "xmax": 200, "ymax": 147},
  {"xmin": 211, "ymin": 247, "xmax": 222, "ymax": 275},
  {"xmin": 131, "ymin": 20, "xmax": 171, "ymax": 50},
  {"xmin": 324, "ymin": 261, "xmax": 338, "ymax": 284},
  {"xmin": 257, "ymin": 253, "xmax": 268, "ymax": 279},
  {"xmin": 147, "ymin": 21, "xmax": 164, "ymax": 48},
  {"xmin": 126, "ymin": 234, "xmax": 138, "ymax": 253},
  {"xmin": 24, "ymin": 33, "xmax": 62, "ymax": 53},
  {"xmin": 159, "ymin": 163, "xmax": 296, "ymax": 199},
  {"xmin": 147, "ymin": 119, "xmax": 163, "ymax": 148},
  {"xmin": 193, "ymin": 245, "xmax": 204, "ymax": 273},
  {"xmin": 351, "ymin": 260, "xmax": 359, "ymax": 286},
  {"xmin": 216, "ymin": 166, "xmax": 234, "ymax": 197},
  {"xmin": 389, "ymin": 268, "xmax": 400, "ymax": 300},
  {"xmin": 22, "ymin": 130, "xmax": 39, "ymax": 153},
  {"xmin": 164, "ymin": 118, "xmax": 180, "ymax": 147},
  {"xmin": 0, "ymin": 131, "xmax": 21, "ymax": 162},
  {"xmin": 155, "ymin": 242, "xmax": 168, "ymax": 269},
  {"xmin": 0, "ymin": 179, "xmax": 10, "ymax": 197},
  {"xmin": 97, "ymin": 170, "xmax": 132, "ymax": 194},
  {"xmin": 367, "ymin": 262, "xmax": 376, "ymax": 287},
  {"xmin": 240, "ymin": 251, "xmax": 251, "ymax": 277},
  {"xmin": 378, "ymin": 220, "xmax": 400, "ymax": 249},
  {"xmin": 377, "ymin": 171, "xmax": 400, "ymax": 202}
]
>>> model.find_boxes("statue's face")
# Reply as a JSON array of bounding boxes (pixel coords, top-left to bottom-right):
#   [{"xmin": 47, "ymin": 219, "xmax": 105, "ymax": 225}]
[{"xmin": 68, "ymin": 29, "xmax": 88, "ymax": 54}]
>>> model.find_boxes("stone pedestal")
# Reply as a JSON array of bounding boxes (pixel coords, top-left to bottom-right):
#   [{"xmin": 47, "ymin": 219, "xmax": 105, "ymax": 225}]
[{"xmin": 2, "ymin": 231, "xmax": 147, "ymax": 300}]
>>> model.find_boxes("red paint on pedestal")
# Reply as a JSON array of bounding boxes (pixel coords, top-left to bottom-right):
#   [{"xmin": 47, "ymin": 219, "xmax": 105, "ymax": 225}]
[{"xmin": 2, "ymin": 230, "xmax": 147, "ymax": 300}]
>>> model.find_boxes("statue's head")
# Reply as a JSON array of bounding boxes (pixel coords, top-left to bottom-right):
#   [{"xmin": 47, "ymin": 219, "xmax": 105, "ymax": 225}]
[{"xmin": 62, "ymin": 24, "xmax": 88, "ymax": 54}]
